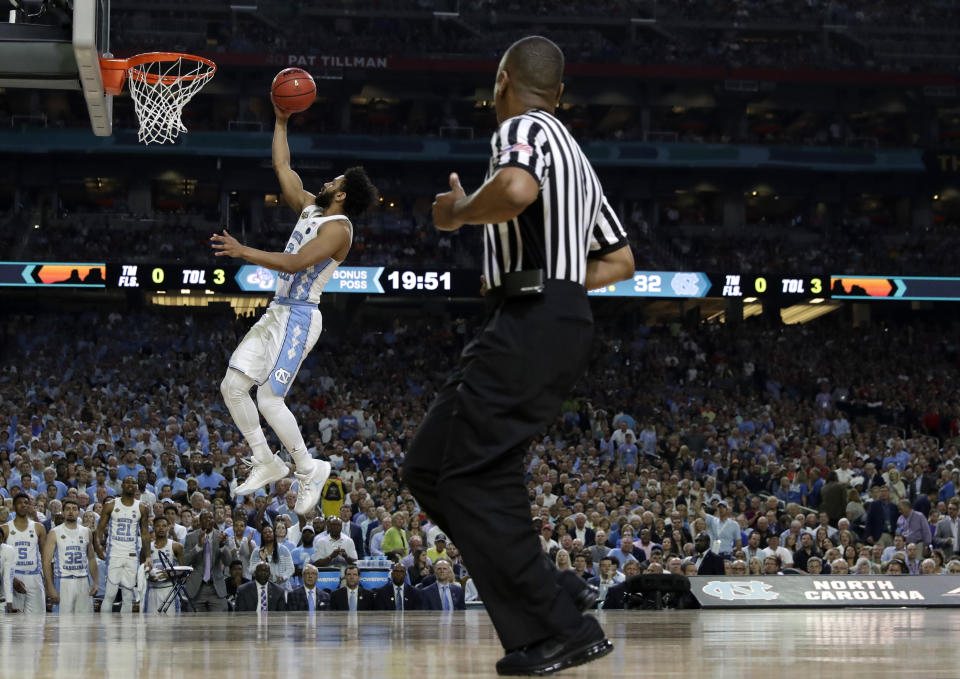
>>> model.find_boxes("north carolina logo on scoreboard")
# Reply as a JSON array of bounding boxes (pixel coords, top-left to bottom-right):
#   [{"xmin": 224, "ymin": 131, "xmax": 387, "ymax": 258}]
[
  {"xmin": 702, "ymin": 580, "xmax": 779, "ymax": 601},
  {"xmin": 670, "ymin": 273, "xmax": 702, "ymax": 297}
]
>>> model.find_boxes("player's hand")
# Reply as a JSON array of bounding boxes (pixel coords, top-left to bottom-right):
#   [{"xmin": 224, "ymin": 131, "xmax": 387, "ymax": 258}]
[
  {"xmin": 89, "ymin": 583, "xmax": 99, "ymax": 597},
  {"xmin": 13, "ymin": 578, "xmax": 26, "ymax": 594},
  {"xmin": 210, "ymin": 230, "xmax": 246, "ymax": 259},
  {"xmin": 272, "ymin": 99, "xmax": 291, "ymax": 123},
  {"xmin": 432, "ymin": 173, "xmax": 466, "ymax": 231},
  {"xmin": 47, "ymin": 589, "xmax": 60, "ymax": 604},
  {"xmin": 6, "ymin": 604, "xmax": 19, "ymax": 614},
  {"xmin": 95, "ymin": 547, "xmax": 106, "ymax": 561}
]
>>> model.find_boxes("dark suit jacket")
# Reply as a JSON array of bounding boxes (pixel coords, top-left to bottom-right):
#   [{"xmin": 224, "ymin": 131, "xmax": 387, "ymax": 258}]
[
  {"xmin": 602, "ymin": 582, "xmax": 630, "ymax": 610},
  {"xmin": 329, "ymin": 586, "xmax": 375, "ymax": 611},
  {"xmin": 183, "ymin": 528, "xmax": 236, "ymax": 599},
  {"xmin": 572, "ymin": 527, "xmax": 596, "ymax": 547},
  {"xmin": 374, "ymin": 581, "xmax": 423, "ymax": 611},
  {"xmin": 865, "ymin": 500, "xmax": 898, "ymax": 541},
  {"xmin": 696, "ymin": 550, "xmax": 726, "ymax": 575},
  {"xmin": 234, "ymin": 580, "xmax": 287, "ymax": 611},
  {"xmin": 286, "ymin": 585, "xmax": 331, "ymax": 611},
  {"xmin": 420, "ymin": 582, "xmax": 466, "ymax": 611},
  {"xmin": 345, "ymin": 522, "xmax": 365, "ymax": 559}
]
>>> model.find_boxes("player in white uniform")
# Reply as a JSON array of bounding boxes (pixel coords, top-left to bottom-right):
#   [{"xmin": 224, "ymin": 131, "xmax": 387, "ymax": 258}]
[
  {"xmin": 43, "ymin": 498, "xmax": 98, "ymax": 614},
  {"xmin": 211, "ymin": 101, "xmax": 379, "ymax": 516},
  {"xmin": 95, "ymin": 477, "xmax": 150, "ymax": 613},
  {"xmin": 142, "ymin": 516, "xmax": 184, "ymax": 614},
  {"xmin": 2, "ymin": 494, "xmax": 47, "ymax": 613}
]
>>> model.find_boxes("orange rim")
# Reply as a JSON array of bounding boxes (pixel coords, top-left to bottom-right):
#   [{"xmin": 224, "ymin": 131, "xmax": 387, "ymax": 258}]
[{"xmin": 99, "ymin": 52, "xmax": 217, "ymax": 95}]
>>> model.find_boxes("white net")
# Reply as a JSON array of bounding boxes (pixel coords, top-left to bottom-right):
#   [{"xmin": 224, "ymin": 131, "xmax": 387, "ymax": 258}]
[{"xmin": 126, "ymin": 55, "xmax": 216, "ymax": 145}]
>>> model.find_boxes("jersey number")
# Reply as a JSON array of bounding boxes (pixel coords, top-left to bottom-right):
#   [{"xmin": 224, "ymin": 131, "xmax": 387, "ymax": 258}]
[
  {"xmin": 116, "ymin": 521, "xmax": 134, "ymax": 538},
  {"xmin": 64, "ymin": 551, "xmax": 83, "ymax": 566},
  {"xmin": 17, "ymin": 547, "xmax": 28, "ymax": 561}
]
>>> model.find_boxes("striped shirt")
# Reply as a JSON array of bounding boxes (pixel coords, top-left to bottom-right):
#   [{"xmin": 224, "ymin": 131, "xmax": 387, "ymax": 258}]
[{"xmin": 483, "ymin": 109, "xmax": 628, "ymax": 288}]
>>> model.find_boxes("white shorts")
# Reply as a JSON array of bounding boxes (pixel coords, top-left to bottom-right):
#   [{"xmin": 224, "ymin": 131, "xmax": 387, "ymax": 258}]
[
  {"xmin": 11, "ymin": 572, "xmax": 45, "ymax": 614},
  {"xmin": 55, "ymin": 576, "xmax": 92, "ymax": 614},
  {"xmin": 144, "ymin": 583, "xmax": 179, "ymax": 614},
  {"xmin": 107, "ymin": 558, "xmax": 139, "ymax": 591},
  {"xmin": 229, "ymin": 302, "xmax": 323, "ymax": 398}
]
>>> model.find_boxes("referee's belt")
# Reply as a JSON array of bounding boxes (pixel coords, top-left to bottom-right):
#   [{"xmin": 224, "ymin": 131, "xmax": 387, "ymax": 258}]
[
  {"xmin": 486, "ymin": 270, "xmax": 545, "ymax": 301},
  {"xmin": 274, "ymin": 296, "xmax": 318, "ymax": 308}
]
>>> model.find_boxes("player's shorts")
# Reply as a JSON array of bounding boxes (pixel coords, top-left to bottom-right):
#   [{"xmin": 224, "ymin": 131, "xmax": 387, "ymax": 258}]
[
  {"xmin": 107, "ymin": 557, "xmax": 139, "ymax": 591},
  {"xmin": 228, "ymin": 300, "xmax": 323, "ymax": 398},
  {"xmin": 11, "ymin": 572, "xmax": 45, "ymax": 614},
  {"xmin": 55, "ymin": 575, "xmax": 92, "ymax": 614},
  {"xmin": 144, "ymin": 583, "xmax": 178, "ymax": 614}
]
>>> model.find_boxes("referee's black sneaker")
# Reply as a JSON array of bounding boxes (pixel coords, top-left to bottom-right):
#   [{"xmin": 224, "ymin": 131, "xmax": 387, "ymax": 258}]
[
  {"xmin": 495, "ymin": 615, "xmax": 613, "ymax": 676},
  {"xmin": 557, "ymin": 570, "xmax": 598, "ymax": 611}
]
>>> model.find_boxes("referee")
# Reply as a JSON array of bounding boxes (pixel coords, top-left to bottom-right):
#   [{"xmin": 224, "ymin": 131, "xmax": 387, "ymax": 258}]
[{"xmin": 403, "ymin": 36, "xmax": 634, "ymax": 676}]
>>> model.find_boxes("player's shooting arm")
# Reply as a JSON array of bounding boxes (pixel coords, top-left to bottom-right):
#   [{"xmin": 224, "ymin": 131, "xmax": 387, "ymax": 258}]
[
  {"xmin": 211, "ymin": 219, "xmax": 350, "ymax": 275},
  {"xmin": 272, "ymin": 113, "xmax": 315, "ymax": 213}
]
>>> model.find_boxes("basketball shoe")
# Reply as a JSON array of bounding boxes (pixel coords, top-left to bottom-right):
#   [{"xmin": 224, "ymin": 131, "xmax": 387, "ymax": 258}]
[
  {"xmin": 233, "ymin": 454, "xmax": 289, "ymax": 496},
  {"xmin": 294, "ymin": 458, "xmax": 332, "ymax": 515}
]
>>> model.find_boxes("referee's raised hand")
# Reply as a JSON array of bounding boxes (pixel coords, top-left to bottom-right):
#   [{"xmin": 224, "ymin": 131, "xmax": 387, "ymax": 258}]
[{"xmin": 432, "ymin": 172, "xmax": 466, "ymax": 231}]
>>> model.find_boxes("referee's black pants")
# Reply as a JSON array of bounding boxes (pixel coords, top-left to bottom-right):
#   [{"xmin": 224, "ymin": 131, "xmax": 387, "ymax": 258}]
[{"xmin": 404, "ymin": 280, "xmax": 594, "ymax": 650}]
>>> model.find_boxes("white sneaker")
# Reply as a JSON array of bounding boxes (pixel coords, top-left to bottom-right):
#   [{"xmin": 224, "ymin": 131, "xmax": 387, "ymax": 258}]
[
  {"xmin": 294, "ymin": 459, "xmax": 331, "ymax": 516},
  {"xmin": 233, "ymin": 455, "xmax": 289, "ymax": 496}
]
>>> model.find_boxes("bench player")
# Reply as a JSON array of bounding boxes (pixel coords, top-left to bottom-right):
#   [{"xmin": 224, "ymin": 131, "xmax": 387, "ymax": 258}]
[
  {"xmin": 43, "ymin": 498, "xmax": 98, "ymax": 614},
  {"xmin": 211, "ymin": 101, "xmax": 378, "ymax": 516},
  {"xmin": 142, "ymin": 515, "xmax": 184, "ymax": 614},
  {"xmin": 2, "ymin": 494, "xmax": 47, "ymax": 613},
  {"xmin": 95, "ymin": 476, "xmax": 151, "ymax": 613}
]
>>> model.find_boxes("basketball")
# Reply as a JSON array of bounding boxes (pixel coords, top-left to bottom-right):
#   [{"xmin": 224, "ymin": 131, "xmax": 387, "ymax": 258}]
[{"xmin": 271, "ymin": 68, "xmax": 316, "ymax": 113}]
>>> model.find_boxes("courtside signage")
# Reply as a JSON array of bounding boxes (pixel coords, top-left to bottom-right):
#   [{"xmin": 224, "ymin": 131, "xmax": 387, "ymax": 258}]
[{"xmin": 690, "ymin": 576, "xmax": 960, "ymax": 608}]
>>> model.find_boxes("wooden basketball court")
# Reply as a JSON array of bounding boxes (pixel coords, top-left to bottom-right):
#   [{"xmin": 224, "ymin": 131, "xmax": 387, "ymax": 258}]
[{"xmin": 3, "ymin": 609, "xmax": 959, "ymax": 678}]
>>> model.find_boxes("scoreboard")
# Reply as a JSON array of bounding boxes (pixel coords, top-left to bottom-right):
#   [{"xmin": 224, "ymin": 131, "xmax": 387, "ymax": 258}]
[
  {"xmin": 103, "ymin": 263, "xmax": 482, "ymax": 297},
  {"xmin": 3, "ymin": 262, "xmax": 960, "ymax": 301}
]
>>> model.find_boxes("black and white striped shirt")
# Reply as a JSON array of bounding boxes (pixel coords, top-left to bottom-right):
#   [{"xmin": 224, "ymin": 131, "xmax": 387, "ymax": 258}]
[{"xmin": 483, "ymin": 109, "xmax": 628, "ymax": 289}]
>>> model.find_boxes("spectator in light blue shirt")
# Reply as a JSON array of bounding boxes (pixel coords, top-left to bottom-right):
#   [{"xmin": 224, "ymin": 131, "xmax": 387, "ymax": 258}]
[
  {"xmin": 197, "ymin": 460, "xmax": 226, "ymax": 492},
  {"xmin": 703, "ymin": 501, "xmax": 742, "ymax": 556},
  {"xmin": 156, "ymin": 464, "xmax": 188, "ymax": 499},
  {"xmin": 117, "ymin": 450, "xmax": 145, "ymax": 481},
  {"xmin": 41, "ymin": 467, "xmax": 67, "ymax": 500}
]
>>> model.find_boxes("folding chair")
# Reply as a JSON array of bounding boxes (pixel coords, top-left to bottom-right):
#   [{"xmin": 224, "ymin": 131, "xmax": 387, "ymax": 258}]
[{"xmin": 155, "ymin": 550, "xmax": 195, "ymax": 613}]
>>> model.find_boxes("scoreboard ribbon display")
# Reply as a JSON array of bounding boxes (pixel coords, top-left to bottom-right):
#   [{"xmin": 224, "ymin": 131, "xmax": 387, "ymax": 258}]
[
  {"xmin": 7, "ymin": 262, "xmax": 960, "ymax": 301},
  {"xmin": 0, "ymin": 262, "xmax": 106, "ymax": 287},
  {"xmin": 105, "ymin": 263, "xmax": 481, "ymax": 297}
]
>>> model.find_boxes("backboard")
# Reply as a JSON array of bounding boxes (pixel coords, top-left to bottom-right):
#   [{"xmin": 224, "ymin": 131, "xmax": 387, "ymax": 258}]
[{"xmin": 1, "ymin": 0, "xmax": 112, "ymax": 135}]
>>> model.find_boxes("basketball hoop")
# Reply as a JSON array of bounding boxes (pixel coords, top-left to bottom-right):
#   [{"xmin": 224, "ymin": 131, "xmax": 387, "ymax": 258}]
[{"xmin": 100, "ymin": 52, "xmax": 217, "ymax": 145}]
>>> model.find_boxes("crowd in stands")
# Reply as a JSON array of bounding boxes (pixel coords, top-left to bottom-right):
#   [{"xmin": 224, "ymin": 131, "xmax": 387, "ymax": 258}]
[
  {"xmin": 2, "ymin": 304, "xmax": 960, "ymax": 613},
  {"xmin": 103, "ymin": 0, "xmax": 960, "ymax": 75},
  {"xmin": 8, "ymin": 195, "xmax": 958, "ymax": 278}
]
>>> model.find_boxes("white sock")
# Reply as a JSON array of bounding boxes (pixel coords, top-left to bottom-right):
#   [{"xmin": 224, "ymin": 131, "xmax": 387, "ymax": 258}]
[
  {"xmin": 255, "ymin": 383, "xmax": 314, "ymax": 473},
  {"xmin": 221, "ymin": 369, "xmax": 273, "ymax": 465}
]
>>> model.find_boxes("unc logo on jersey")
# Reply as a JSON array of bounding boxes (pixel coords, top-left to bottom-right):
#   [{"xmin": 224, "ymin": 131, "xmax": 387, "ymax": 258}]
[
  {"xmin": 702, "ymin": 580, "xmax": 779, "ymax": 601},
  {"xmin": 274, "ymin": 369, "xmax": 292, "ymax": 385}
]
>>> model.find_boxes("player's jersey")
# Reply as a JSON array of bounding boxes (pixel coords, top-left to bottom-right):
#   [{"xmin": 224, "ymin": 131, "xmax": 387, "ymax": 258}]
[
  {"xmin": 53, "ymin": 524, "xmax": 90, "ymax": 578},
  {"xmin": 274, "ymin": 206, "xmax": 351, "ymax": 304},
  {"xmin": 107, "ymin": 499, "xmax": 141, "ymax": 561},
  {"xmin": 149, "ymin": 539, "xmax": 176, "ymax": 574},
  {"xmin": 5, "ymin": 520, "xmax": 41, "ymax": 575}
]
